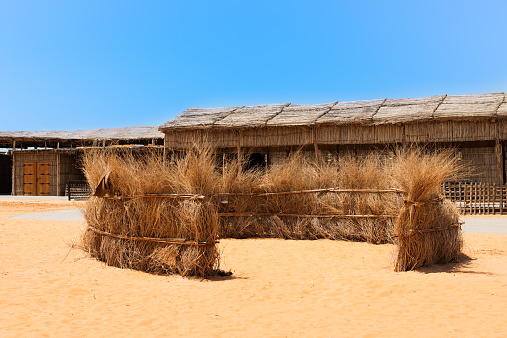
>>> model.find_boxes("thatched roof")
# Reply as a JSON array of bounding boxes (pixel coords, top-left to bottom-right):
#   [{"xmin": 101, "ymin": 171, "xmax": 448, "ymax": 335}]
[
  {"xmin": 0, "ymin": 126, "xmax": 163, "ymax": 143},
  {"xmin": 160, "ymin": 92, "xmax": 507, "ymax": 131},
  {"xmin": 0, "ymin": 126, "xmax": 163, "ymax": 149}
]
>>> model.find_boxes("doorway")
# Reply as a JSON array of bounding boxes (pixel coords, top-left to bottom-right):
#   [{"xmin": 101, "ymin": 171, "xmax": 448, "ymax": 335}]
[{"xmin": 23, "ymin": 162, "xmax": 50, "ymax": 196}]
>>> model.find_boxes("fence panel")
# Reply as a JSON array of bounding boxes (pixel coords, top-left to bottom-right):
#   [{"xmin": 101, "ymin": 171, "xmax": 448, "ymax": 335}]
[{"xmin": 443, "ymin": 182, "xmax": 507, "ymax": 215}]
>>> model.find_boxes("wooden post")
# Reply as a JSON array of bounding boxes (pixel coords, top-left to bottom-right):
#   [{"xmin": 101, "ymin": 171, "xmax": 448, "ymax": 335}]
[
  {"xmin": 495, "ymin": 139, "xmax": 504, "ymax": 185},
  {"xmin": 493, "ymin": 183, "xmax": 496, "ymax": 214},
  {"xmin": 502, "ymin": 185, "xmax": 505, "ymax": 215},
  {"xmin": 163, "ymin": 136, "xmax": 167, "ymax": 163},
  {"xmin": 57, "ymin": 142, "xmax": 60, "ymax": 149},
  {"xmin": 56, "ymin": 153, "xmax": 60, "ymax": 196},
  {"xmin": 470, "ymin": 183, "xmax": 474, "ymax": 215},
  {"xmin": 237, "ymin": 131, "xmax": 242, "ymax": 173},
  {"xmin": 13, "ymin": 140, "xmax": 16, "ymax": 150},
  {"xmin": 11, "ymin": 151, "xmax": 15, "ymax": 196},
  {"xmin": 402, "ymin": 125, "xmax": 407, "ymax": 151},
  {"xmin": 312, "ymin": 127, "xmax": 320, "ymax": 164}
]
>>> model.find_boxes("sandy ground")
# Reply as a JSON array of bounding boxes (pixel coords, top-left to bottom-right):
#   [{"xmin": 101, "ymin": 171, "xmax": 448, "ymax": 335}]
[{"xmin": 1, "ymin": 200, "xmax": 506, "ymax": 337}]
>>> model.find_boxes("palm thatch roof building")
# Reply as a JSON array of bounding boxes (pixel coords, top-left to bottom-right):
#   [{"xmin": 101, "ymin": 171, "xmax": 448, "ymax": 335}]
[
  {"xmin": 160, "ymin": 92, "xmax": 507, "ymax": 184},
  {"xmin": 0, "ymin": 126, "xmax": 164, "ymax": 196}
]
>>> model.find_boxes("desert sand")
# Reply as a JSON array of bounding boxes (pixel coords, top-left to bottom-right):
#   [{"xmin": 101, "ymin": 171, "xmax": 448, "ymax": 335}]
[{"xmin": 1, "ymin": 200, "xmax": 506, "ymax": 337}]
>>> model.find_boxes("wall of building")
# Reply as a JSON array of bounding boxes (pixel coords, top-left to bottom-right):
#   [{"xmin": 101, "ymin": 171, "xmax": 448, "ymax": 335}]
[
  {"xmin": 13, "ymin": 152, "xmax": 58, "ymax": 196},
  {"xmin": 12, "ymin": 150, "xmax": 86, "ymax": 196},
  {"xmin": 58, "ymin": 153, "xmax": 86, "ymax": 195},
  {"xmin": 215, "ymin": 141, "xmax": 502, "ymax": 185}
]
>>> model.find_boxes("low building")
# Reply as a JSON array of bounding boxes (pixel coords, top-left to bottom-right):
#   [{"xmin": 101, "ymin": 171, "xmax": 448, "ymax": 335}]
[
  {"xmin": 0, "ymin": 126, "xmax": 164, "ymax": 196},
  {"xmin": 159, "ymin": 92, "xmax": 507, "ymax": 184}
]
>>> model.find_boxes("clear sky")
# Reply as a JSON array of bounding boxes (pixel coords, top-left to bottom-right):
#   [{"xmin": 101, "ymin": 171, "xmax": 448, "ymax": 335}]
[{"xmin": 1, "ymin": 0, "xmax": 506, "ymax": 131}]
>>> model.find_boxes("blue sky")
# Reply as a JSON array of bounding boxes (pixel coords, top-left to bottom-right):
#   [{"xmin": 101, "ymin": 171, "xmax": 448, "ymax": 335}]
[{"xmin": 1, "ymin": 0, "xmax": 506, "ymax": 131}]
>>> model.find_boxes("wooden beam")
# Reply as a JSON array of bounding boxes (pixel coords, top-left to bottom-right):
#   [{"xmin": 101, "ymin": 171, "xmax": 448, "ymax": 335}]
[
  {"xmin": 56, "ymin": 153, "xmax": 60, "ymax": 196},
  {"xmin": 312, "ymin": 127, "xmax": 320, "ymax": 163},
  {"xmin": 163, "ymin": 136, "xmax": 167, "ymax": 163},
  {"xmin": 237, "ymin": 130, "xmax": 242, "ymax": 173},
  {"xmin": 402, "ymin": 125, "xmax": 407, "ymax": 150},
  {"xmin": 11, "ymin": 151, "xmax": 15, "ymax": 196},
  {"xmin": 495, "ymin": 139, "xmax": 504, "ymax": 185}
]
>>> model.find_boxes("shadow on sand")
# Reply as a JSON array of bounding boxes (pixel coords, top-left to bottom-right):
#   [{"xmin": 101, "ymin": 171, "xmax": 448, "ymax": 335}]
[{"xmin": 416, "ymin": 253, "xmax": 495, "ymax": 275}]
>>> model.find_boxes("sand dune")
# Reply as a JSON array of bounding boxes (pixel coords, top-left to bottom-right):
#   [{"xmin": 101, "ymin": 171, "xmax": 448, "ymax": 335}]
[{"xmin": 0, "ymin": 200, "xmax": 506, "ymax": 337}]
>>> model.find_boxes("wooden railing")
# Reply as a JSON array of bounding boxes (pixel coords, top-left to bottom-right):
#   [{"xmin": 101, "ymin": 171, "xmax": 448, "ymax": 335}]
[
  {"xmin": 66, "ymin": 180, "xmax": 92, "ymax": 201},
  {"xmin": 442, "ymin": 182, "xmax": 507, "ymax": 215}
]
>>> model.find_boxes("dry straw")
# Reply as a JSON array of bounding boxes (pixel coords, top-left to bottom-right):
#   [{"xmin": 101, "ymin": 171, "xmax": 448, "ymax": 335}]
[
  {"xmin": 217, "ymin": 151, "xmax": 403, "ymax": 243},
  {"xmin": 392, "ymin": 148, "xmax": 464, "ymax": 271},
  {"xmin": 81, "ymin": 146, "xmax": 220, "ymax": 277}
]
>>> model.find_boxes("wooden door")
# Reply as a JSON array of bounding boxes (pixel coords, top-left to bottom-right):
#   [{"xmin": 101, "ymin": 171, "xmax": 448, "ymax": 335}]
[
  {"xmin": 23, "ymin": 162, "xmax": 37, "ymax": 195},
  {"xmin": 37, "ymin": 162, "xmax": 50, "ymax": 196}
]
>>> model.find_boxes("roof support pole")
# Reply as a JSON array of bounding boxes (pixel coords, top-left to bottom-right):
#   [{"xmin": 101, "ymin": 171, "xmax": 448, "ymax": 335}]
[
  {"xmin": 237, "ymin": 130, "xmax": 242, "ymax": 174},
  {"xmin": 495, "ymin": 121, "xmax": 505, "ymax": 185},
  {"xmin": 495, "ymin": 139, "xmax": 504, "ymax": 185},
  {"xmin": 312, "ymin": 127, "xmax": 320, "ymax": 164},
  {"xmin": 56, "ymin": 153, "xmax": 60, "ymax": 196},
  {"xmin": 11, "ymin": 151, "xmax": 15, "ymax": 196},
  {"xmin": 163, "ymin": 135, "xmax": 167, "ymax": 163},
  {"xmin": 402, "ymin": 125, "xmax": 407, "ymax": 151},
  {"xmin": 12, "ymin": 140, "xmax": 16, "ymax": 150}
]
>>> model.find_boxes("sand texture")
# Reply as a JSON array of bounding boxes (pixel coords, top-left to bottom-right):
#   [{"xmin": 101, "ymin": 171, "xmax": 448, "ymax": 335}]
[{"xmin": 1, "ymin": 200, "xmax": 506, "ymax": 337}]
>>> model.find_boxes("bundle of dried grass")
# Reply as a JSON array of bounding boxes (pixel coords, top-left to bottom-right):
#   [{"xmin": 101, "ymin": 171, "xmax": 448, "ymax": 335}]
[
  {"xmin": 392, "ymin": 148, "xmax": 464, "ymax": 271},
  {"xmin": 81, "ymin": 146, "xmax": 220, "ymax": 276}
]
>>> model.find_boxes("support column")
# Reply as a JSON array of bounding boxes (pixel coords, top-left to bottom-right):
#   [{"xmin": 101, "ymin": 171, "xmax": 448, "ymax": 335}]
[
  {"xmin": 312, "ymin": 127, "xmax": 320, "ymax": 164},
  {"xmin": 237, "ymin": 131, "xmax": 242, "ymax": 173},
  {"xmin": 495, "ymin": 139, "xmax": 504, "ymax": 185},
  {"xmin": 11, "ymin": 151, "xmax": 15, "ymax": 196},
  {"xmin": 402, "ymin": 125, "xmax": 407, "ymax": 151},
  {"xmin": 56, "ymin": 153, "xmax": 60, "ymax": 196},
  {"xmin": 163, "ymin": 136, "xmax": 167, "ymax": 163}
]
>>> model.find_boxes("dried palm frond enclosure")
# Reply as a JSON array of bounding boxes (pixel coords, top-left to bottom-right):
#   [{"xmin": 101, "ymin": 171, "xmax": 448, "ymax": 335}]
[
  {"xmin": 81, "ymin": 146, "xmax": 220, "ymax": 277},
  {"xmin": 81, "ymin": 144, "xmax": 465, "ymax": 275}
]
